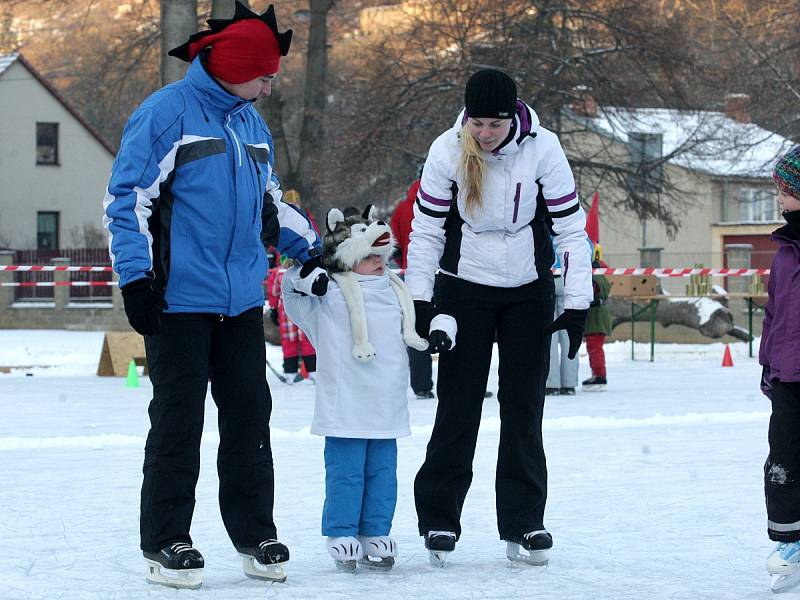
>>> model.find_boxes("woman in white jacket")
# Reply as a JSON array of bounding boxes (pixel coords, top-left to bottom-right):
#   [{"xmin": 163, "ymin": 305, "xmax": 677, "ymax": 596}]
[{"xmin": 407, "ymin": 69, "xmax": 593, "ymax": 566}]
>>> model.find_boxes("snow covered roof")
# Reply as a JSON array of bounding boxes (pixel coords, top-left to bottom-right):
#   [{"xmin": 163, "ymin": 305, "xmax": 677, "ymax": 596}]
[
  {"xmin": 0, "ymin": 52, "xmax": 19, "ymax": 77},
  {"xmin": 569, "ymin": 106, "xmax": 795, "ymax": 179}
]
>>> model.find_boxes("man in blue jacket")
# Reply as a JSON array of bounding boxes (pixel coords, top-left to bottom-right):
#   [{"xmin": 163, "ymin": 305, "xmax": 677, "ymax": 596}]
[{"xmin": 102, "ymin": 2, "xmax": 326, "ymax": 589}]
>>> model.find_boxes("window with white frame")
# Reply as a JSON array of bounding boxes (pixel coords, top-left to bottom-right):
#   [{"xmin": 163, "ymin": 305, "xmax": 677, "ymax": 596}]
[{"xmin": 738, "ymin": 188, "xmax": 777, "ymax": 222}]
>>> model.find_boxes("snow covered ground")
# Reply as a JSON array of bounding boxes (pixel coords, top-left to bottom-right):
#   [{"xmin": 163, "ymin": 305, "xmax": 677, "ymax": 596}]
[{"xmin": 0, "ymin": 331, "xmax": 781, "ymax": 599}]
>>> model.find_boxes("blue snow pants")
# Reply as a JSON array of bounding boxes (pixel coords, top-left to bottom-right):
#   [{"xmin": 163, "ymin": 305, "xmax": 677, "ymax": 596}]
[{"xmin": 322, "ymin": 437, "xmax": 398, "ymax": 537}]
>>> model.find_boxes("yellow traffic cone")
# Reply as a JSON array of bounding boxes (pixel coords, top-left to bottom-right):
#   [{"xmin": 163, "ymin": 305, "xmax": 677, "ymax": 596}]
[{"xmin": 126, "ymin": 359, "xmax": 139, "ymax": 387}]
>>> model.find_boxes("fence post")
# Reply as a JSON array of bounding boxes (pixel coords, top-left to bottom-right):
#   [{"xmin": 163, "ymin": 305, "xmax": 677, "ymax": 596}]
[
  {"xmin": 52, "ymin": 256, "xmax": 71, "ymax": 310},
  {"xmin": 0, "ymin": 251, "xmax": 14, "ymax": 310}
]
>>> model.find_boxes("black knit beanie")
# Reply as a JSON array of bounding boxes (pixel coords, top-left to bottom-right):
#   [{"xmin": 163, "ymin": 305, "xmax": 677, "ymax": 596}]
[{"xmin": 464, "ymin": 69, "xmax": 517, "ymax": 119}]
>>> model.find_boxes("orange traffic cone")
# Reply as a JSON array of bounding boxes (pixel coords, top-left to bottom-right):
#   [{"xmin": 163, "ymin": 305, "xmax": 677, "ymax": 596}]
[
  {"xmin": 722, "ymin": 344, "xmax": 734, "ymax": 367},
  {"xmin": 300, "ymin": 360, "xmax": 309, "ymax": 379}
]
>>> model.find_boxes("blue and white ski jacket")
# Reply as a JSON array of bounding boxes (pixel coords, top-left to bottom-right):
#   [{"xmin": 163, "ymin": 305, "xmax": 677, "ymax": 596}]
[{"xmin": 103, "ymin": 56, "xmax": 320, "ymax": 316}]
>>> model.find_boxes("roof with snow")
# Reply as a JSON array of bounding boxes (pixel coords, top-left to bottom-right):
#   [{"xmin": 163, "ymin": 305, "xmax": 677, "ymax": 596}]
[
  {"xmin": 0, "ymin": 53, "xmax": 18, "ymax": 77},
  {"xmin": 568, "ymin": 106, "xmax": 795, "ymax": 179}
]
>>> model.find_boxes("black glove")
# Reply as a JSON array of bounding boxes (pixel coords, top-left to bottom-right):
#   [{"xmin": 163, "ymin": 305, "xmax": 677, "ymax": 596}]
[
  {"xmin": 269, "ymin": 308, "xmax": 279, "ymax": 326},
  {"xmin": 297, "ymin": 256, "xmax": 329, "ymax": 296},
  {"xmin": 428, "ymin": 329, "xmax": 452, "ymax": 354},
  {"xmin": 545, "ymin": 308, "xmax": 588, "ymax": 359},
  {"xmin": 414, "ymin": 300, "xmax": 434, "ymax": 340},
  {"xmin": 121, "ymin": 277, "xmax": 164, "ymax": 336},
  {"xmin": 761, "ymin": 365, "xmax": 773, "ymax": 400}
]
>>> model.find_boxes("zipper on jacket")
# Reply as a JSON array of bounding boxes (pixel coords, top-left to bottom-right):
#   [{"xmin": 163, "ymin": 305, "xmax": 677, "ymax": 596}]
[
  {"xmin": 225, "ymin": 113, "xmax": 243, "ymax": 167},
  {"xmin": 563, "ymin": 251, "xmax": 570, "ymax": 284},
  {"xmin": 512, "ymin": 182, "xmax": 521, "ymax": 223}
]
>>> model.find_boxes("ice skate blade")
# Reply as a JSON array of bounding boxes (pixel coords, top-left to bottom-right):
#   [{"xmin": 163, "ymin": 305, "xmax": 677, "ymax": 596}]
[
  {"xmin": 506, "ymin": 542, "xmax": 549, "ymax": 566},
  {"xmin": 428, "ymin": 550, "xmax": 450, "ymax": 568},
  {"xmin": 334, "ymin": 559, "xmax": 358, "ymax": 573},
  {"xmin": 145, "ymin": 560, "xmax": 202, "ymax": 590},
  {"xmin": 771, "ymin": 570, "xmax": 800, "ymax": 593},
  {"xmin": 358, "ymin": 556, "xmax": 395, "ymax": 572},
  {"xmin": 582, "ymin": 385, "xmax": 607, "ymax": 392},
  {"xmin": 239, "ymin": 555, "xmax": 287, "ymax": 583}
]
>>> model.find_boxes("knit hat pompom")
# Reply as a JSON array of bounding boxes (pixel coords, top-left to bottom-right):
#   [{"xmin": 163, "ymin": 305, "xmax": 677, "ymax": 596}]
[
  {"xmin": 464, "ymin": 69, "xmax": 517, "ymax": 119},
  {"xmin": 773, "ymin": 145, "xmax": 800, "ymax": 201}
]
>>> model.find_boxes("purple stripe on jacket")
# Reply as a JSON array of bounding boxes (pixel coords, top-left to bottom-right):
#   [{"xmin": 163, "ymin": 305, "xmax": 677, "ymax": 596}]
[
  {"xmin": 546, "ymin": 190, "xmax": 577, "ymax": 207},
  {"xmin": 516, "ymin": 100, "xmax": 530, "ymax": 136},
  {"xmin": 419, "ymin": 188, "xmax": 451, "ymax": 207}
]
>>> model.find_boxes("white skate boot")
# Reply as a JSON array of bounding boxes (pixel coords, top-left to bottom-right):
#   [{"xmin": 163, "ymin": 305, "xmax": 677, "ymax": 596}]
[
  {"xmin": 767, "ymin": 541, "xmax": 800, "ymax": 593},
  {"xmin": 327, "ymin": 536, "xmax": 363, "ymax": 573},
  {"xmin": 358, "ymin": 536, "xmax": 397, "ymax": 571},
  {"xmin": 505, "ymin": 530, "xmax": 552, "ymax": 566},
  {"xmin": 424, "ymin": 531, "xmax": 456, "ymax": 567}
]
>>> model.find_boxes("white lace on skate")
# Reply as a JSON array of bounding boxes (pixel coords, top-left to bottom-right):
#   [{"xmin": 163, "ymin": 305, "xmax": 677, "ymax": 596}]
[
  {"xmin": 327, "ymin": 536, "xmax": 363, "ymax": 573},
  {"xmin": 506, "ymin": 530, "xmax": 551, "ymax": 567},
  {"xmin": 239, "ymin": 540, "xmax": 288, "ymax": 583},
  {"xmin": 768, "ymin": 541, "xmax": 800, "ymax": 593},
  {"xmin": 144, "ymin": 543, "xmax": 203, "ymax": 590}
]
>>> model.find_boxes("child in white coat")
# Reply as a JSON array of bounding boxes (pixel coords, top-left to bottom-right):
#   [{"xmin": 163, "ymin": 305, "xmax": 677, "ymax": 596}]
[{"xmin": 281, "ymin": 206, "xmax": 450, "ymax": 572}]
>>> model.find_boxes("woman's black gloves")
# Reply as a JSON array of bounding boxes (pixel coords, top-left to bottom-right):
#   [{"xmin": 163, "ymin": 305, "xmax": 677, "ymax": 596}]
[{"xmin": 545, "ymin": 308, "xmax": 589, "ymax": 359}]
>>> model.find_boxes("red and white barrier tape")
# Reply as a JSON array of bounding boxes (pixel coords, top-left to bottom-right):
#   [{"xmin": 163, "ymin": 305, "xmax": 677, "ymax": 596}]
[{"xmin": 0, "ymin": 266, "xmax": 770, "ymax": 286}]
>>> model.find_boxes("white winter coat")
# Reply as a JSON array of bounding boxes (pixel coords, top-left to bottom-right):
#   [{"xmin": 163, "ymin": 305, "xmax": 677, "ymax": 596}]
[
  {"xmin": 281, "ymin": 268, "xmax": 411, "ymax": 439},
  {"xmin": 406, "ymin": 100, "xmax": 593, "ymax": 310}
]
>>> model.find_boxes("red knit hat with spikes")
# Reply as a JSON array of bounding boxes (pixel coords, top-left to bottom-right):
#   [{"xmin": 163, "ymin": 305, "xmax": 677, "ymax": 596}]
[{"xmin": 169, "ymin": 1, "xmax": 292, "ymax": 84}]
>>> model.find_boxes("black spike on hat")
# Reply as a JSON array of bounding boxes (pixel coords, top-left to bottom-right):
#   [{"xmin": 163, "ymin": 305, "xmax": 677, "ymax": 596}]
[{"xmin": 464, "ymin": 69, "xmax": 517, "ymax": 119}]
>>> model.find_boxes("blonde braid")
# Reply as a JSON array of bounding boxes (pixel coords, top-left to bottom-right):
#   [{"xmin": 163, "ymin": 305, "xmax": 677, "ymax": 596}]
[{"xmin": 459, "ymin": 127, "xmax": 485, "ymax": 217}]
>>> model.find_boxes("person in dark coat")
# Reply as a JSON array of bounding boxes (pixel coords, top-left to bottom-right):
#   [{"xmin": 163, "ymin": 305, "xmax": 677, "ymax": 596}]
[{"xmin": 582, "ymin": 244, "xmax": 612, "ymax": 390}]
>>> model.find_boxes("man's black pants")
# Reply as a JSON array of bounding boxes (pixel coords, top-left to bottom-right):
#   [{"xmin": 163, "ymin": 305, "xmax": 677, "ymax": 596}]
[
  {"xmin": 766, "ymin": 379, "xmax": 800, "ymax": 542},
  {"xmin": 414, "ymin": 275, "xmax": 554, "ymax": 540},
  {"xmin": 140, "ymin": 307, "xmax": 276, "ymax": 553}
]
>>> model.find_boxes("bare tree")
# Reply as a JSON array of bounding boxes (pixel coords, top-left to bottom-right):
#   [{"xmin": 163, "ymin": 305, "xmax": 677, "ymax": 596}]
[{"xmin": 161, "ymin": 0, "xmax": 198, "ymax": 85}]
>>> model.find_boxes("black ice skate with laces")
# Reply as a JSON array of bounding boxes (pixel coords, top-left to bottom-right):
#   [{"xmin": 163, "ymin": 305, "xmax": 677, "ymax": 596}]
[
  {"xmin": 143, "ymin": 542, "xmax": 204, "ymax": 589},
  {"xmin": 237, "ymin": 539, "xmax": 290, "ymax": 582},
  {"xmin": 505, "ymin": 530, "xmax": 552, "ymax": 565},
  {"xmin": 424, "ymin": 531, "xmax": 456, "ymax": 567}
]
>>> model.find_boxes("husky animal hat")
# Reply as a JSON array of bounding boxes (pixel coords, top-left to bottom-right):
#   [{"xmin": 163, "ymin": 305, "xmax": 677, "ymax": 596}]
[
  {"xmin": 168, "ymin": 1, "xmax": 292, "ymax": 83},
  {"xmin": 322, "ymin": 205, "xmax": 394, "ymax": 273}
]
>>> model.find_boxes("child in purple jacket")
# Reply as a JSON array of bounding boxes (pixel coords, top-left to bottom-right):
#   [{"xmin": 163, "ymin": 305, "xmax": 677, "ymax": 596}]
[{"xmin": 760, "ymin": 144, "xmax": 800, "ymax": 592}]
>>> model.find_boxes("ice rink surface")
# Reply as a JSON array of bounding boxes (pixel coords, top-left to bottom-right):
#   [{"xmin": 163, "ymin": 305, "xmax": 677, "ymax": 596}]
[{"xmin": 0, "ymin": 331, "xmax": 780, "ymax": 599}]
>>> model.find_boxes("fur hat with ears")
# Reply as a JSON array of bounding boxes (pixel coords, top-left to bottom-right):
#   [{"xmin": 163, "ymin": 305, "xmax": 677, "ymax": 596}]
[{"xmin": 322, "ymin": 205, "xmax": 394, "ymax": 274}]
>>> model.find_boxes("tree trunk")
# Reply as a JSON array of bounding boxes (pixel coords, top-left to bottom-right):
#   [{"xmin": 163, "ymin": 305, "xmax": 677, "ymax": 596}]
[
  {"xmin": 211, "ymin": 0, "xmax": 247, "ymax": 20},
  {"xmin": 291, "ymin": 0, "xmax": 335, "ymax": 207},
  {"xmin": 160, "ymin": 0, "xmax": 198, "ymax": 86},
  {"xmin": 607, "ymin": 296, "xmax": 751, "ymax": 341}
]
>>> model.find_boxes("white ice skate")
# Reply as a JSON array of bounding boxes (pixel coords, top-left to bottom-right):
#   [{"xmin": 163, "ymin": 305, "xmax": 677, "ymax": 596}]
[
  {"xmin": 358, "ymin": 536, "xmax": 397, "ymax": 571},
  {"xmin": 327, "ymin": 536, "xmax": 363, "ymax": 573},
  {"xmin": 143, "ymin": 542, "xmax": 204, "ymax": 590},
  {"xmin": 767, "ymin": 541, "xmax": 800, "ymax": 593},
  {"xmin": 424, "ymin": 531, "xmax": 456, "ymax": 568},
  {"xmin": 238, "ymin": 539, "xmax": 289, "ymax": 583},
  {"xmin": 505, "ymin": 530, "xmax": 552, "ymax": 566}
]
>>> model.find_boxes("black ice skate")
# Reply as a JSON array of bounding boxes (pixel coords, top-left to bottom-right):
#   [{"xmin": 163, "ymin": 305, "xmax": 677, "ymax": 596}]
[
  {"xmin": 237, "ymin": 539, "xmax": 290, "ymax": 582},
  {"xmin": 505, "ymin": 530, "xmax": 552, "ymax": 566},
  {"xmin": 424, "ymin": 530, "xmax": 456, "ymax": 568},
  {"xmin": 143, "ymin": 542, "xmax": 204, "ymax": 590},
  {"xmin": 358, "ymin": 535, "xmax": 397, "ymax": 572},
  {"xmin": 582, "ymin": 376, "xmax": 607, "ymax": 391}
]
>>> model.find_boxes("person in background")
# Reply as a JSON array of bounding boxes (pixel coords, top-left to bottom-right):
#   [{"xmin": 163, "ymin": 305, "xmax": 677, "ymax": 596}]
[
  {"xmin": 391, "ymin": 174, "xmax": 435, "ymax": 399},
  {"xmin": 267, "ymin": 255, "xmax": 318, "ymax": 384},
  {"xmin": 546, "ymin": 251, "xmax": 580, "ymax": 395},
  {"xmin": 582, "ymin": 244, "xmax": 611, "ymax": 391},
  {"xmin": 102, "ymin": 2, "xmax": 328, "ymax": 589},
  {"xmin": 760, "ymin": 145, "xmax": 800, "ymax": 593}
]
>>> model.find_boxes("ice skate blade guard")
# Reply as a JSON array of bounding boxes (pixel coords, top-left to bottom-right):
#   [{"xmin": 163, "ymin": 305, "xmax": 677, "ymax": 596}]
[
  {"xmin": 145, "ymin": 559, "xmax": 202, "ymax": 590},
  {"xmin": 240, "ymin": 554, "xmax": 287, "ymax": 582},
  {"xmin": 506, "ymin": 542, "xmax": 549, "ymax": 566}
]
